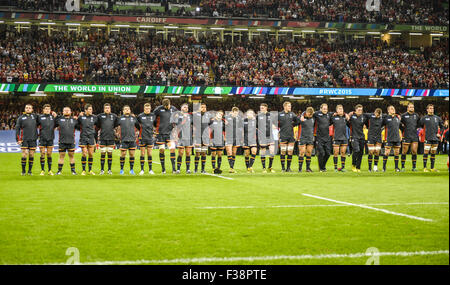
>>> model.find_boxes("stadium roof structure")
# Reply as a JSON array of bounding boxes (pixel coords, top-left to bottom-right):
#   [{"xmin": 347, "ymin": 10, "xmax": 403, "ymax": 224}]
[{"xmin": 1, "ymin": 84, "xmax": 448, "ymax": 98}]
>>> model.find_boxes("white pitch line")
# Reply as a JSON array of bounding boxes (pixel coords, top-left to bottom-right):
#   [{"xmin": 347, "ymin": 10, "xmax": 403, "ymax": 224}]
[
  {"xmin": 197, "ymin": 202, "xmax": 449, "ymax": 209},
  {"xmin": 39, "ymin": 250, "xmax": 449, "ymax": 265},
  {"xmin": 202, "ymin": 172, "xmax": 234, "ymax": 180},
  {"xmin": 302, "ymin": 193, "xmax": 434, "ymax": 222}
]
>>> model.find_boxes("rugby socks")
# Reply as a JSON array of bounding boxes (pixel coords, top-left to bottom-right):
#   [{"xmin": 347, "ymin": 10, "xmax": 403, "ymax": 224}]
[
  {"xmin": 261, "ymin": 155, "xmax": 266, "ymax": 169},
  {"xmin": 298, "ymin": 156, "xmax": 304, "ymax": 171},
  {"xmin": 333, "ymin": 156, "xmax": 338, "ymax": 169},
  {"xmin": 231, "ymin": 156, "xmax": 236, "ymax": 169},
  {"xmin": 70, "ymin": 163, "xmax": 75, "ymax": 173},
  {"xmin": 201, "ymin": 155, "xmax": 206, "ymax": 171},
  {"xmin": 107, "ymin": 153, "xmax": 112, "ymax": 171},
  {"xmin": 306, "ymin": 156, "xmax": 311, "ymax": 170},
  {"xmin": 423, "ymin": 153, "xmax": 428, "ymax": 168},
  {"xmin": 186, "ymin": 156, "xmax": 191, "ymax": 171},
  {"xmin": 100, "ymin": 153, "xmax": 106, "ymax": 171},
  {"xmin": 245, "ymin": 156, "xmax": 250, "ymax": 168},
  {"xmin": 268, "ymin": 156, "xmax": 274, "ymax": 169},
  {"xmin": 195, "ymin": 156, "xmax": 200, "ymax": 171},
  {"xmin": 177, "ymin": 155, "xmax": 182, "ymax": 171},
  {"xmin": 47, "ymin": 156, "xmax": 52, "ymax": 171},
  {"xmin": 412, "ymin": 154, "xmax": 417, "ymax": 169},
  {"xmin": 286, "ymin": 155, "xmax": 292, "ymax": 170},
  {"xmin": 58, "ymin": 163, "xmax": 63, "ymax": 172},
  {"xmin": 430, "ymin": 154, "xmax": 436, "ymax": 169},
  {"xmin": 140, "ymin": 156, "xmax": 145, "ymax": 171},
  {"xmin": 249, "ymin": 154, "xmax": 256, "ymax": 168},
  {"xmin": 394, "ymin": 155, "xmax": 399, "ymax": 169},
  {"xmin": 280, "ymin": 154, "xmax": 286, "ymax": 170},
  {"xmin": 227, "ymin": 155, "xmax": 233, "ymax": 168},
  {"xmin": 120, "ymin": 157, "xmax": 125, "ymax": 170},
  {"xmin": 374, "ymin": 155, "xmax": 379, "ymax": 166},
  {"xmin": 148, "ymin": 155, "xmax": 153, "ymax": 171},
  {"xmin": 401, "ymin": 154, "xmax": 406, "ymax": 168},
  {"xmin": 217, "ymin": 156, "xmax": 222, "ymax": 169},
  {"xmin": 88, "ymin": 158, "xmax": 93, "ymax": 172},
  {"xmin": 341, "ymin": 156, "xmax": 346, "ymax": 169},
  {"xmin": 81, "ymin": 156, "xmax": 87, "ymax": 171},
  {"xmin": 383, "ymin": 155, "xmax": 388, "ymax": 171},
  {"xmin": 28, "ymin": 157, "xmax": 34, "ymax": 172},
  {"xmin": 211, "ymin": 156, "xmax": 216, "ymax": 169},
  {"xmin": 368, "ymin": 154, "xmax": 373, "ymax": 171},
  {"xmin": 40, "ymin": 155, "xmax": 45, "ymax": 171},
  {"xmin": 170, "ymin": 152, "xmax": 176, "ymax": 171},
  {"xmin": 129, "ymin": 156, "xmax": 135, "ymax": 170},
  {"xmin": 160, "ymin": 153, "xmax": 166, "ymax": 172}
]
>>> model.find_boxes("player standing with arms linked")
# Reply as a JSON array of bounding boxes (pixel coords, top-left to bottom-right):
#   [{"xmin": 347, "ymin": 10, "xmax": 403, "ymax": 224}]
[
  {"xmin": 96, "ymin": 103, "xmax": 118, "ymax": 175},
  {"xmin": 331, "ymin": 105, "xmax": 350, "ymax": 172},
  {"xmin": 298, "ymin": 107, "xmax": 315, "ymax": 172},
  {"xmin": 16, "ymin": 104, "xmax": 38, "ymax": 175},
  {"xmin": 382, "ymin": 106, "xmax": 402, "ymax": 172},
  {"xmin": 37, "ymin": 104, "xmax": 57, "ymax": 175},
  {"xmin": 420, "ymin": 104, "xmax": 444, "ymax": 172},
  {"xmin": 400, "ymin": 103, "xmax": 420, "ymax": 171},
  {"xmin": 365, "ymin": 108, "xmax": 384, "ymax": 172},
  {"xmin": 278, "ymin": 102, "xmax": 300, "ymax": 172},
  {"xmin": 78, "ymin": 104, "xmax": 97, "ymax": 176},
  {"xmin": 117, "ymin": 105, "xmax": 140, "ymax": 175}
]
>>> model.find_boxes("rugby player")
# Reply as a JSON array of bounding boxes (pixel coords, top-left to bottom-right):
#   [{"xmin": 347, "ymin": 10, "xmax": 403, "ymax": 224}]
[
  {"xmin": 400, "ymin": 103, "xmax": 420, "ymax": 171},
  {"xmin": 78, "ymin": 104, "xmax": 97, "ymax": 175},
  {"xmin": 153, "ymin": 99, "xmax": 178, "ymax": 174},
  {"xmin": 257, "ymin": 103, "xmax": 276, "ymax": 173},
  {"xmin": 419, "ymin": 104, "xmax": 444, "ymax": 172},
  {"xmin": 298, "ymin": 107, "xmax": 315, "ymax": 172},
  {"xmin": 175, "ymin": 103, "xmax": 193, "ymax": 174},
  {"xmin": 382, "ymin": 106, "xmax": 402, "ymax": 172},
  {"xmin": 209, "ymin": 110, "xmax": 225, "ymax": 174},
  {"xmin": 313, "ymin": 104, "xmax": 333, "ymax": 172},
  {"xmin": 225, "ymin": 107, "xmax": 244, "ymax": 173},
  {"xmin": 193, "ymin": 103, "xmax": 211, "ymax": 174},
  {"xmin": 55, "ymin": 107, "xmax": 78, "ymax": 175},
  {"xmin": 137, "ymin": 103, "xmax": 156, "ymax": 175},
  {"xmin": 278, "ymin": 102, "xmax": 300, "ymax": 172},
  {"xmin": 331, "ymin": 105, "xmax": 350, "ymax": 172},
  {"xmin": 348, "ymin": 104, "xmax": 366, "ymax": 173},
  {"xmin": 117, "ymin": 105, "xmax": 140, "ymax": 175},
  {"xmin": 37, "ymin": 104, "xmax": 57, "ymax": 175},
  {"xmin": 15, "ymin": 104, "xmax": 38, "ymax": 175},
  {"xmin": 96, "ymin": 103, "xmax": 118, "ymax": 175},
  {"xmin": 243, "ymin": 109, "xmax": 258, "ymax": 173},
  {"xmin": 365, "ymin": 108, "xmax": 384, "ymax": 172}
]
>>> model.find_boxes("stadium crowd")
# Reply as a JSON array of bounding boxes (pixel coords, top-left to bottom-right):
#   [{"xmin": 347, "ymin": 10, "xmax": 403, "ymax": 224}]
[
  {"xmin": 6, "ymin": 0, "xmax": 448, "ymax": 25},
  {"xmin": 1, "ymin": 30, "xmax": 449, "ymax": 89}
]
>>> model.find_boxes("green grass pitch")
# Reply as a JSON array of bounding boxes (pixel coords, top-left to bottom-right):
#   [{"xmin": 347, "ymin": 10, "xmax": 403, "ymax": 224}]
[{"xmin": 0, "ymin": 151, "xmax": 448, "ymax": 265}]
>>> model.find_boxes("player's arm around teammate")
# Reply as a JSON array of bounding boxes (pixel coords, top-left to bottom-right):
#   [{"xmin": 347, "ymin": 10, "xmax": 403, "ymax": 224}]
[{"xmin": 37, "ymin": 104, "xmax": 57, "ymax": 175}]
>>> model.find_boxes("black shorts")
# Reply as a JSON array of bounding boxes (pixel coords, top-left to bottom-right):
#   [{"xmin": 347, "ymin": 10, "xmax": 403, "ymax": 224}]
[
  {"xmin": 59, "ymin": 143, "xmax": 75, "ymax": 152},
  {"xmin": 367, "ymin": 137, "xmax": 382, "ymax": 145},
  {"xmin": 79, "ymin": 137, "xmax": 95, "ymax": 147},
  {"xmin": 333, "ymin": 139, "xmax": 348, "ymax": 146},
  {"xmin": 120, "ymin": 141, "xmax": 137, "ymax": 150},
  {"xmin": 424, "ymin": 140, "xmax": 440, "ymax": 145},
  {"xmin": 402, "ymin": 137, "xmax": 419, "ymax": 144},
  {"xmin": 99, "ymin": 140, "xmax": 115, "ymax": 147},
  {"xmin": 39, "ymin": 139, "xmax": 54, "ymax": 147},
  {"xmin": 139, "ymin": 138, "xmax": 155, "ymax": 147},
  {"xmin": 280, "ymin": 136, "xmax": 295, "ymax": 143},
  {"xmin": 386, "ymin": 141, "xmax": 401, "ymax": 147},
  {"xmin": 21, "ymin": 140, "xmax": 37, "ymax": 149},
  {"xmin": 299, "ymin": 138, "xmax": 314, "ymax": 146},
  {"xmin": 156, "ymin": 134, "xmax": 172, "ymax": 144},
  {"xmin": 243, "ymin": 137, "xmax": 257, "ymax": 148}
]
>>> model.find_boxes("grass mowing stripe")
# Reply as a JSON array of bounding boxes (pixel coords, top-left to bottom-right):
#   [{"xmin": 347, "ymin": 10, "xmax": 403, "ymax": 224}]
[
  {"xmin": 197, "ymin": 202, "xmax": 449, "ymax": 209},
  {"xmin": 302, "ymin": 193, "xmax": 434, "ymax": 222},
  {"xmin": 40, "ymin": 250, "xmax": 449, "ymax": 265}
]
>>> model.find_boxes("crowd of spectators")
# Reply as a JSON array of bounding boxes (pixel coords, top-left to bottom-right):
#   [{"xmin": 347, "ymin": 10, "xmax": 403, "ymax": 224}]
[
  {"xmin": 2, "ymin": 0, "xmax": 447, "ymax": 25},
  {"xmin": 1, "ymin": 96, "xmax": 448, "ymax": 131},
  {"xmin": 1, "ymin": 29, "xmax": 449, "ymax": 89}
]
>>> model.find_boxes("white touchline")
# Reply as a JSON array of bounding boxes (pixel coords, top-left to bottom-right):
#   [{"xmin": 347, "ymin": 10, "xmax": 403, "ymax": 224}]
[
  {"xmin": 202, "ymin": 172, "xmax": 234, "ymax": 180},
  {"xmin": 39, "ymin": 250, "xmax": 449, "ymax": 265},
  {"xmin": 196, "ymin": 202, "xmax": 449, "ymax": 209},
  {"xmin": 302, "ymin": 193, "xmax": 434, "ymax": 222}
]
